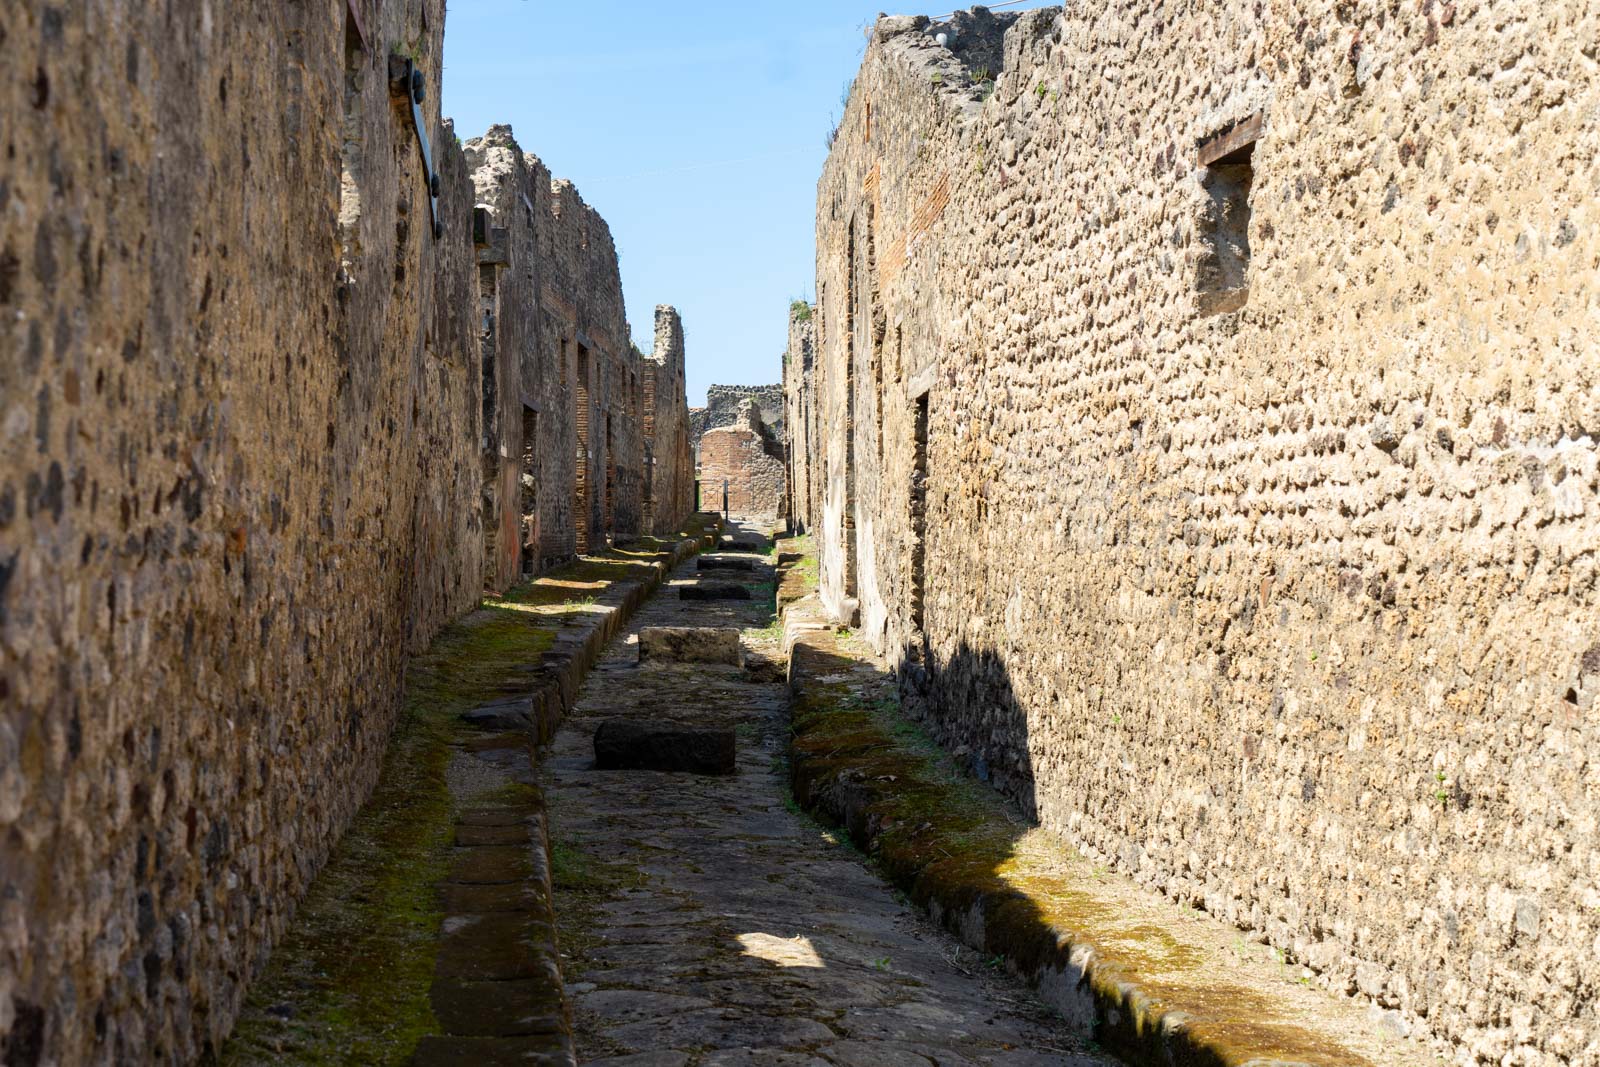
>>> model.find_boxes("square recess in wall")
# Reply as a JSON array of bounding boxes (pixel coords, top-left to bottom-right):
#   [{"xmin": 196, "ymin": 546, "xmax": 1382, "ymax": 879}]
[{"xmin": 1194, "ymin": 113, "xmax": 1261, "ymax": 317}]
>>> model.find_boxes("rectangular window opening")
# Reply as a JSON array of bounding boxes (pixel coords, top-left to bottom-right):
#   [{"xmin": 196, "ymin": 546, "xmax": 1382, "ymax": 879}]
[{"xmin": 1195, "ymin": 113, "xmax": 1260, "ymax": 317}]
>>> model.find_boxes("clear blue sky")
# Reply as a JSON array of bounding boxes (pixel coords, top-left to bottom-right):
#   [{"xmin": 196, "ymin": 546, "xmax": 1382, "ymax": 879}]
[{"xmin": 442, "ymin": 1, "xmax": 1056, "ymax": 406}]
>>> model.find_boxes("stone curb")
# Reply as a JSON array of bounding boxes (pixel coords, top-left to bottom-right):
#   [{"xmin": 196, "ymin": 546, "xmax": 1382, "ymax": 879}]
[
  {"xmin": 424, "ymin": 525, "xmax": 719, "ymax": 1067},
  {"xmin": 775, "ymin": 559, "xmax": 1400, "ymax": 1067}
]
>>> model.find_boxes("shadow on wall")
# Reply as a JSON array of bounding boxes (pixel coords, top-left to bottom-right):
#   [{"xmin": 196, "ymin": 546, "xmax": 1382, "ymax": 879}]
[{"xmin": 791, "ymin": 636, "xmax": 1376, "ymax": 1067}]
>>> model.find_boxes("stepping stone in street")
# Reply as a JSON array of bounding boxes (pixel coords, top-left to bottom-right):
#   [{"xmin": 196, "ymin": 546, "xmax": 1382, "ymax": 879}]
[
  {"xmin": 460, "ymin": 695, "xmax": 534, "ymax": 731},
  {"xmin": 718, "ymin": 534, "xmax": 766, "ymax": 553},
  {"xmin": 593, "ymin": 719, "xmax": 736, "ymax": 775},
  {"xmin": 697, "ymin": 556, "xmax": 756, "ymax": 572},
  {"xmin": 638, "ymin": 626, "xmax": 744, "ymax": 666},
  {"xmin": 678, "ymin": 582, "xmax": 750, "ymax": 601}
]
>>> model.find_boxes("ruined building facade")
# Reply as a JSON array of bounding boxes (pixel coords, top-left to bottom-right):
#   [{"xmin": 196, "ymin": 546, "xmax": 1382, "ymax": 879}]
[
  {"xmin": 789, "ymin": 6, "xmax": 1600, "ymax": 1064},
  {"xmin": 0, "ymin": 3, "xmax": 689, "ymax": 1062},
  {"xmin": 643, "ymin": 306, "xmax": 696, "ymax": 537},
  {"xmin": 468, "ymin": 128, "xmax": 691, "ymax": 586},
  {"xmin": 698, "ymin": 400, "xmax": 787, "ymax": 522},
  {"xmin": 689, "ymin": 383, "xmax": 785, "ymax": 454}
]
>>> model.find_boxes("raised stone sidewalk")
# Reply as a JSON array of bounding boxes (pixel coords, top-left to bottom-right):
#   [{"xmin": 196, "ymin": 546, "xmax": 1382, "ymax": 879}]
[
  {"xmin": 539, "ymin": 522, "xmax": 1115, "ymax": 1065},
  {"xmin": 224, "ymin": 522, "xmax": 718, "ymax": 1066},
  {"xmin": 776, "ymin": 538, "xmax": 1443, "ymax": 1067}
]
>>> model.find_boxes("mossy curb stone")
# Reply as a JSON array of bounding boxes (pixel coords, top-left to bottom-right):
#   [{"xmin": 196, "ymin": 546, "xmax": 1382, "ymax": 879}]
[{"xmin": 776, "ymin": 549, "xmax": 1430, "ymax": 1067}]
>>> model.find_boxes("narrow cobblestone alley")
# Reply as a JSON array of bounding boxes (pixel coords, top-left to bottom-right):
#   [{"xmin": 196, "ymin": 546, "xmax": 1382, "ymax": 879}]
[{"xmin": 541, "ymin": 524, "xmax": 1115, "ymax": 1066}]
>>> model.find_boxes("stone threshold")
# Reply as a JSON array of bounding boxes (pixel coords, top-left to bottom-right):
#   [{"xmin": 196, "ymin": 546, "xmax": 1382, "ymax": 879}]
[
  {"xmin": 774, "ymin": 543, "xmax": 1439, "ymax": 1067},
  {"xmin": 223, "ymin": 519, "xmax": 721, "ymax": 1067}
]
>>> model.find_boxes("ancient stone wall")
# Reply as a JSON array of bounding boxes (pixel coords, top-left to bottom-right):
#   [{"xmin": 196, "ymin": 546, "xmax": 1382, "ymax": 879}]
[
  {"xmin": 690, "ymin": 383, "xmax": 785, "ymax": 453},
  {"xmin": 795, "ymin": 6, "xmax": 1600, "ymax": 1062},
  {"xmin": 0, "ymin": 2, "xmax": 479, "ymax": 1060},
  {"xmin": 0, "ymin": 4, "xmax": 687, "ymax": 1062},
  {"xmin": 783, "ymin": 306, "xmax": 819, "ymax": 532},
  {"xmin": 699, "ymin": 402, "xmax": 788, "ymax": 522},
  {"xmin": 541, "ymin": 180, "xmax": 642, "ymax": 553},
  {"xmin": 644, "ymin": 306, "xmax": 695, "ymax": 535}
]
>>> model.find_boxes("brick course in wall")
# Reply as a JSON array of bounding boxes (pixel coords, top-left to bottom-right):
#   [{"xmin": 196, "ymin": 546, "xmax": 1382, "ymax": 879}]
[
  {"xmin": 689, "ymin": 383, "xmax": 785, "ymax": 457},
  {"xmin": 791, "ymin": 6, "xmax": 1600, "ymax": 1063},
  {"xmin": 698, "ymin": 401, "xmax": 787, "ymax": 522},
  {"xmin": 0, "ymin": 6, "xmax": 688, "ymax": 1062}
]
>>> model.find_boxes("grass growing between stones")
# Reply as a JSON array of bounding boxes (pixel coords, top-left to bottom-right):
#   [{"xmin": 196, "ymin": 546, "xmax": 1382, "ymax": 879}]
[
  {"xmin": 787, "ymin": 627, "xmax": 1402, "ymax": 1067},
  {"xmin": 223, "ymin": 544, "xmax": 694, "ymax": 1064}
]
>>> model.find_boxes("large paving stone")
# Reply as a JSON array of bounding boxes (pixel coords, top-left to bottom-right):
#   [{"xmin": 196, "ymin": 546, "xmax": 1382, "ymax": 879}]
[
  {"xmin": 439, "ymin": 881, "xmax": 549, "ymax": 916},
  {"xmin": 461, "ymin": 695, "xmax": 535, "ymax": 731},
  {"xmin": 454, "ymin": 822, "xmax": 530, "ymax": 847},
  {"xmin": 410, "ymin": 1035, "xmax": 575, "ymax": 1067},
  {"xmin": 592, "ymin": 720, "xmax": 736, "ymax": 775},
  {"xmin": 447, "ymin": 845, "xmax": 531, "ymax": 885},
  {"xmin": 698, "ymin": 557, "xmax": 756, "ymax": 572},
  {"xmin": 436, "ymin": 914, "xmax": 560, "ymax": 981},
  {"xmin": 638, "ymin": 626, "xmax": 743, "ymax": 666},
  {"xmin": 678, "ymin": 582, "xmax": 751, "ymax": 601},
  {"xmin": 430, "ymin": 978, "xmax": 566, "ymax": 1037},
  {"xmin": 605, "ymin": 1008, "xmax": 835, "ymax": 1052}
]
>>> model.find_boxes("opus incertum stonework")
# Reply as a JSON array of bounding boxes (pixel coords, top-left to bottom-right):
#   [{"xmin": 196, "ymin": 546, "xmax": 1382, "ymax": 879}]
[
  {"xmin": 3, "ymin": 3, "xmax": 1597, "ymax": 1066},
  {"xmin": 787, "ymin": 5, "xmax": 1600, "ymax": 1065}
]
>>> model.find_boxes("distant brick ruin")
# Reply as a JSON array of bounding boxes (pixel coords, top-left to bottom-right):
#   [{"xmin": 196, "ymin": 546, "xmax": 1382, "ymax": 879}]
[
  {"xmin": 698, "ymin": 400, "xmax": 787, "ymax": 522},
  {"xmin": 689, "ymin": 383, "xmax": 785, "ymax": 453},
  {"xmin": 689, "ymin": 384, "xmax": 788, "ymax": 520},
  {"xmin": 788, "ymin": 6, "xmax": 1600, "ymax": 1063},
  {"xmin": 0, "ymin": 3, "xmax": 690, "ymax": 1061}
]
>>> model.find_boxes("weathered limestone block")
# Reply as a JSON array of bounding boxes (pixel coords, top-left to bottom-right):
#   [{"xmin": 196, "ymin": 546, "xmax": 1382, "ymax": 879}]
[
  {"xmin": 638, "ymin": 627, "xmax": 744, "ymax": 666},
  {"xmin": 592, "ymin": 720, "xmax": 736, "ymax": 776},
  {"xmin": 792, "ymin": 6, "xmax": 1600, "ymax": 1060}
]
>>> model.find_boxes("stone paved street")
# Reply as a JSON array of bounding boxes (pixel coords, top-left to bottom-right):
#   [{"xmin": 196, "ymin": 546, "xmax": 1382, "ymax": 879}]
[{"xmin": 541, "ymin": 524, "xmax": 1115, "ymax": 1066}]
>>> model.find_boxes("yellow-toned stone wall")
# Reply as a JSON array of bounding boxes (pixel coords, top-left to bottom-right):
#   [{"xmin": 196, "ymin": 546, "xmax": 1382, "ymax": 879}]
[{"xmin": 798, "ymin": 6, "xmax": 1600, "ymax": 1061}]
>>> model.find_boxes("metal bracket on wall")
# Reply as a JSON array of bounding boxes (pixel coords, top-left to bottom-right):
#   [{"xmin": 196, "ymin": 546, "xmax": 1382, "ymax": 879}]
[{"xmin": 390, "ymin": 54, "xmax": 442, "ymax": 239}]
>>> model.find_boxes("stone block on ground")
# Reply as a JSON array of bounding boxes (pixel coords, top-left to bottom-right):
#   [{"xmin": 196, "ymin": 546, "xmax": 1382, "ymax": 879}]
[
  {"xmin": 638, "ymin": 627, "xmax": 744, "ymax": 666},
  {"xmin": 697, "ymin": 557, "xmax": 756, "ymax": 572},
  {"xmin": 592, "ymin": 719, "xmax": 736, "ymax": 775},
  {"xmin": 678, "ymin": 583, "xmax": 751, "ymax": 602},
  {"xmin": 718, "ymin": 533, "xmax": 766, "ymax": 553},
  {"xmin": 461, "ymin": 696, "xmax": 534, "ymax": 732}
]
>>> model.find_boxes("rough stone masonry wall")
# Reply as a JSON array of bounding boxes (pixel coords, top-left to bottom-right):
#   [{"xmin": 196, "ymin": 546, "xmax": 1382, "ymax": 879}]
[
  {"xmin": 798, "ymin": 6, "xmax": 1600, "ymax": 1063},
  {"xmin": 540, "ymin": 178, "xmax": 642, "ymax": 552},
  {"xmin": 644, "ymin": 305, "xmax": 695, "ymax": 536},
  {"xmin": 690, "ymin": 383, "xmax": 786, "ymax": 451},
  {"xmin": 699, "ymin": 402, "xmax": 788, "ymax": 521},
  {"xmin": 467, "ymin": 126, "xmax": 539, "ymax": 591},
  {"xmin": 783, "ymin": 307, "xmax": 819, "ymax": 532},
  {"xmin": 0, "ymin": 1, "xmax": 482, "ymax": 1062}
]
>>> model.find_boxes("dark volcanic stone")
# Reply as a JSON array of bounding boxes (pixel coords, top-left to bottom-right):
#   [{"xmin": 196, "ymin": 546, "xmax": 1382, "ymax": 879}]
[
  {"xmin": 593, "ymin": 719, "xmax": 736, "ymax": 775},
  {"xmin": 461, "ymin": 696, "xmax": 533, "ymax": 731},
  {"xmin": 697, "ymin": 557, "xmax": 755, "ymax": 572},
  {"xmin": 678, "ymin": 583, "xmax": 751, "ymax": 601}
]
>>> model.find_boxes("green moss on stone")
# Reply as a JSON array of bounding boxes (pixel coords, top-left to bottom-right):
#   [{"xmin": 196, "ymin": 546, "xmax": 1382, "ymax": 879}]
[{"xmin": 224, "ymin": 597, "xmax": 573, "ymax": 1063}]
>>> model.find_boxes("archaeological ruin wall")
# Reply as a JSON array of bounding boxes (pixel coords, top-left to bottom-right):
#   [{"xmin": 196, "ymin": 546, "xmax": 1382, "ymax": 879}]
[
  {"xmin": 783, "ymin": 306, "xmax": 820, "ymax": 531},
  {"xmin": 0, "ymin": 5, "xmax": 687, "ymax": 1063},
  {"xmin": 794, "ymin": 6, "xmax": 1600, "ymax": 1062},
  {"xmin": 690, "ymin": 383, "xmax": 785, "ymax": 454},
  {"xmin": 643, "ymin": 306, "xmax": 696, "ymax": 536},
  {"xmin": 0, "ymin": 3, "xmax": 476, "ymax": 1060},
  {"xmin": 699, "ymin": 401, "xmax": 788, "ymax": 522}
]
